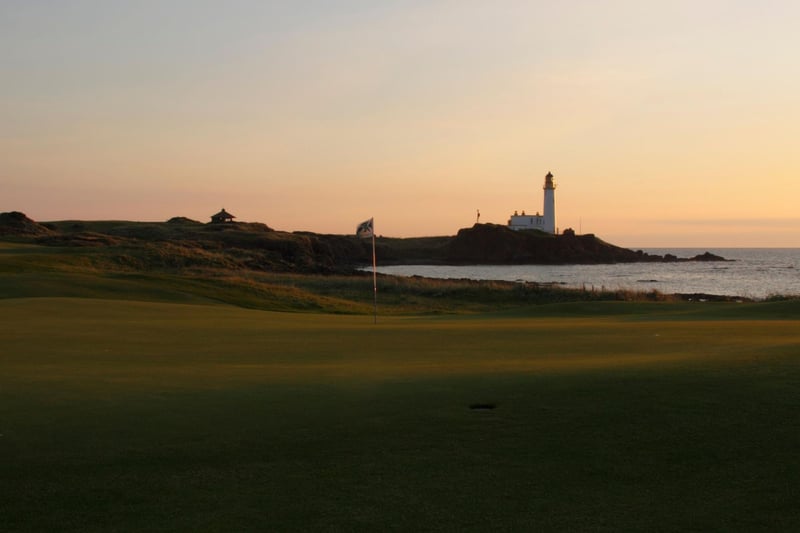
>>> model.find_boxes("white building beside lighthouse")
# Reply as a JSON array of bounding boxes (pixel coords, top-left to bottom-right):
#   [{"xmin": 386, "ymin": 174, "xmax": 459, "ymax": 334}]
[{"xmin": 508, "ymin": 171, "xmax": 557, "ymax": 234}]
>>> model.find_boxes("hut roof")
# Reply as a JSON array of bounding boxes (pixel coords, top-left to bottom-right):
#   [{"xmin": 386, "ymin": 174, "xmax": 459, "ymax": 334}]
[{"xmin": 211, "ymin": 208, "xmax": 235, "ymax": 219}]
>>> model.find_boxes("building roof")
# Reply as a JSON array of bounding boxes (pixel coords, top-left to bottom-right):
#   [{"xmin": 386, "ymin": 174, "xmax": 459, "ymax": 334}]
[{"xmin": 211, "ymin": 208, "xmax": 235, "ymax": 220}]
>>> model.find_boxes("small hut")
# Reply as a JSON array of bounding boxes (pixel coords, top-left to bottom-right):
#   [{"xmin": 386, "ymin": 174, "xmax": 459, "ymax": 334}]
[{"xmin": 210, "ymin": 208, "xmax": 235, "ymax": 224}]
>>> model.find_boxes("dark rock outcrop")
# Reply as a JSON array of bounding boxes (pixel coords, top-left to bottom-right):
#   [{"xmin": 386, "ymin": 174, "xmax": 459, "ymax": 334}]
[
  {"xmin": 689, "ymin": 252, "xmax": 727, "ymax": 262},
  {"xmin": 439, "ymin": 224, "xmax": 713, "ymax": 265},
  {"xmin": 0, "ymin": 211, "xmax": 54, "ymax": 236}
]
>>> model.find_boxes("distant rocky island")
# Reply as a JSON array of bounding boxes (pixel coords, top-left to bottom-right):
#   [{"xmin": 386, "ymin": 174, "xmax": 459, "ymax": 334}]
[
  {"xmin": 387, "ymin": 223, "xmax": 727, "ymax": 265},
  {"xmin": 0, "ymin": 211, "xmax": 727, "ymax": 274}
]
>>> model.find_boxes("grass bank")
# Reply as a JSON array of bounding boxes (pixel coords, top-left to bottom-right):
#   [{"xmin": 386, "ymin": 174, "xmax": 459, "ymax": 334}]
[{"xmin": 0, "ymin": 241, "xmax": 738, "ymax": 316}]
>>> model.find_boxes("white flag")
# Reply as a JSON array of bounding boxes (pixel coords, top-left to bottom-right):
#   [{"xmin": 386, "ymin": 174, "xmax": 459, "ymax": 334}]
[{"xmin": 356, "ymin": 218, "xmax": 374, "ymax": 238}]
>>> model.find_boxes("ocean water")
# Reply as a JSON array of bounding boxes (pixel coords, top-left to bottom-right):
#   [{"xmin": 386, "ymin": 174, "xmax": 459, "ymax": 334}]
[{"xmin": 373, "ymin": 249, "xmax": 800, "ymax": 299}]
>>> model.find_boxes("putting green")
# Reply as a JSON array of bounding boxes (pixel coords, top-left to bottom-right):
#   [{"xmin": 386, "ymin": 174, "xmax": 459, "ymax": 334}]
[{"xmin": 2, "ymin": 297, "xmax": 800, "ymax": 531}]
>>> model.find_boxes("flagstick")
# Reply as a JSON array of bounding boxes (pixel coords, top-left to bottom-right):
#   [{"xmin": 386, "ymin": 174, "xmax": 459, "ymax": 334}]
[{"xmin": 371, "ymin": 231, "xmax": 377, "ymax": 324}]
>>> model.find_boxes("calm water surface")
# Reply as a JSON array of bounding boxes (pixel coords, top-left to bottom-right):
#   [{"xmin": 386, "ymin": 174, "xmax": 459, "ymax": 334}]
[{"xmin": 373, "ymin": 249, "xmax": 800, "ymax": 299}]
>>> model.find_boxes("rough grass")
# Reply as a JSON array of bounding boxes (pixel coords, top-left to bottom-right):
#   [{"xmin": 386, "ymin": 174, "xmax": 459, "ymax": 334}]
[
  {"xmin": 2, "ymin": 298, "xmax": 800, "ymax": 531},
  {"xmin": 0, "ymin": 242, "xmax": 692, "ymax": 316}
]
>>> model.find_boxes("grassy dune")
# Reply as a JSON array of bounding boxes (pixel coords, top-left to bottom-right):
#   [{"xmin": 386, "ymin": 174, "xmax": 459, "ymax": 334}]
[{"xmin": 2, "ymin": 296, "xmax": 800, "ymax": 531}]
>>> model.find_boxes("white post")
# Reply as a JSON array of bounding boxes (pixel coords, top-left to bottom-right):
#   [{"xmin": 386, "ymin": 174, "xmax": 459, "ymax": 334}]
[{"xmin": 371, "ymin": 232, "xmax": 377, "ymax": 324}]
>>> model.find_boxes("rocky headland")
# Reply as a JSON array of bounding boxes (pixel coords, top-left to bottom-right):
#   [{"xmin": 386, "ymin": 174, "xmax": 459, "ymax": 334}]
[
  {"xmin": 0, "ymin": 212, "xmax": 727, "ymax": 273},
  {"xmin": 426, "ymin": 223, "xmax": 726, "ymax": 265}
]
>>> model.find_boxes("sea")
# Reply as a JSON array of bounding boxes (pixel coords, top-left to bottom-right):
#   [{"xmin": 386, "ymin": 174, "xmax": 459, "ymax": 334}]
[{"xmin": 372, "ymin": 249, "xmax": 800, "ymax": 299}]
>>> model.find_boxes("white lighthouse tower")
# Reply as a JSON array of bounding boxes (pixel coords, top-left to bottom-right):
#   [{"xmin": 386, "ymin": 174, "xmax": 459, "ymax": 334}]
[
  {"xmin": 508, "ymin": 171, "xmax": 558, "ymax": 234},
  {"xmin": 542, "ymin": 171, "xmax": 556, "ymax": 234}
]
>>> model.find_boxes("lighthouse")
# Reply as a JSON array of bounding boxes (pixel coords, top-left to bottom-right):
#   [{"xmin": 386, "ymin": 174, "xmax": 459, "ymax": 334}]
[
  {"xmin": 542, "ymin": 171, "xmax": 556, "ymax": 234},
  {"xmin": 508, "ymin": 171, "xmax": 558, "ymax": 234}
]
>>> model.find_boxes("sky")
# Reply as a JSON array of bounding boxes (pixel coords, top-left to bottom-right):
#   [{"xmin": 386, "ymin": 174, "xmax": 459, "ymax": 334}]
[{"xmin": 2, "ymin": 1, "xmax": 799, "ymax": 247}]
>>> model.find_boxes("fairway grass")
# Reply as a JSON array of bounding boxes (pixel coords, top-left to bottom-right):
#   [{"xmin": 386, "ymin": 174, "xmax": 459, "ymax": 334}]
[{"xmin": 2, "ymin": 298, "xmax": 800, "ymax": 531}]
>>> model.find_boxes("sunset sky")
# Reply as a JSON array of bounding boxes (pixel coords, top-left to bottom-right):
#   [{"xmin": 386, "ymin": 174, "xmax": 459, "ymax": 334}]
[{"xmin": 2, "ymin": 1, "xmax": 799, "ymax": 247}]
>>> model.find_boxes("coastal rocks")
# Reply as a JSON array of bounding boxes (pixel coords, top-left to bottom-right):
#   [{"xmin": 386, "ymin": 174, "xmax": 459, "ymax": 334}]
[
  {"xmin": 439, "ymin": 223, "xmax": 728, "ymax": 265},
  {"xmin": 659, "ymin": 252, "xmax": 727, "ymax": 262},
  {"xmin": 443, "ymin": 223, "xmax": 637, "ymax": 264},
  {"xmin": 689, "ymin": 252, "xmax": 727, "ymax": 262}
]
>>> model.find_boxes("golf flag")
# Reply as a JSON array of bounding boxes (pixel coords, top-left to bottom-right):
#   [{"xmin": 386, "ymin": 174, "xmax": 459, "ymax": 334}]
[
  {"xmin": 356, "ymin": 217, "xmax": 378, "ymax": 323},
  {"xmin": 356, "ymin": 217, "xmax": 374, "ymax": 238}
]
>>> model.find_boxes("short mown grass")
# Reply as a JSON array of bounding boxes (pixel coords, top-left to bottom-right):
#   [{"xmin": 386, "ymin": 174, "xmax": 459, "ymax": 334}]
[{"xmin": 2, "ymin": 297, "xmax": 800, "ymax": 531}]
